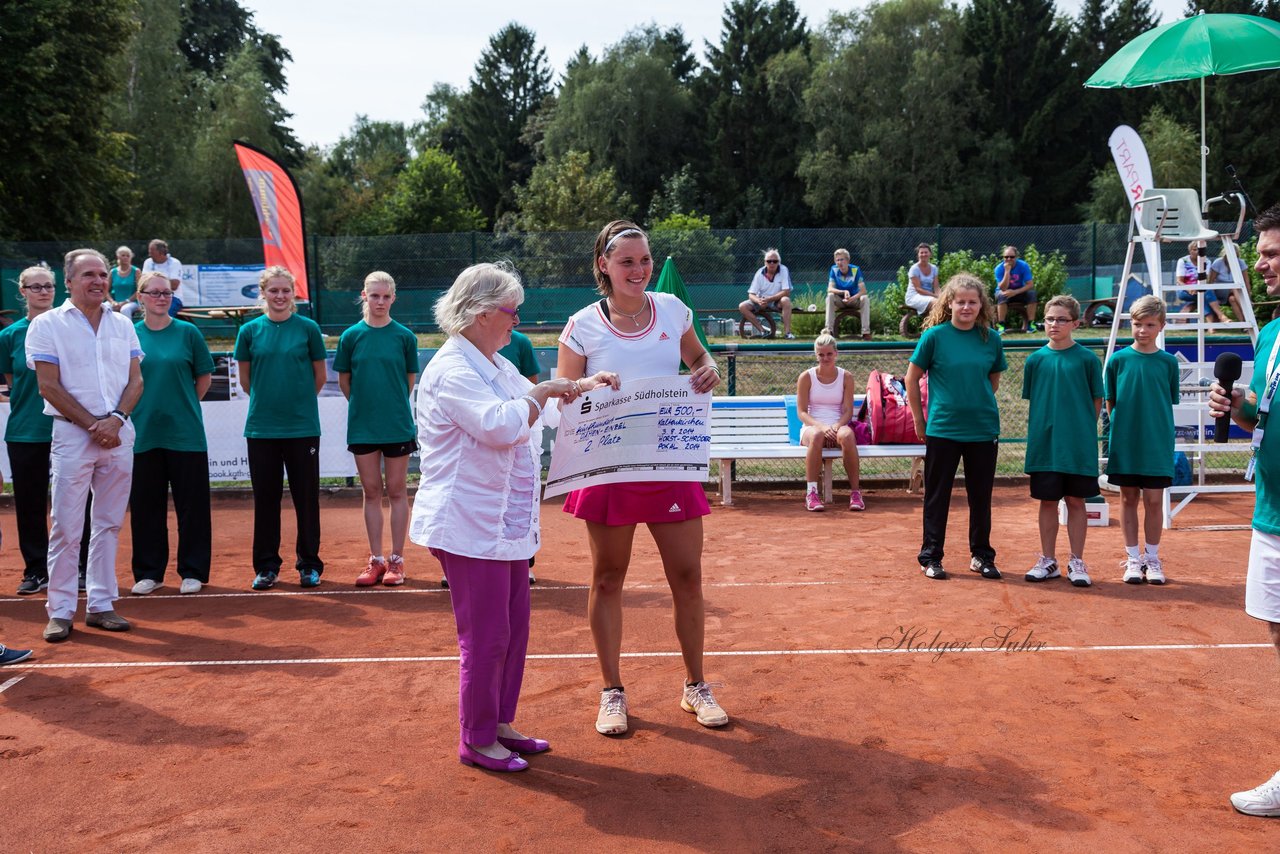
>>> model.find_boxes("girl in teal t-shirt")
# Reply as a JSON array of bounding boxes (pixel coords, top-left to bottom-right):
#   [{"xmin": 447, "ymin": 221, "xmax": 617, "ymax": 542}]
[
  {"xmin": 905, "ymin": 273, "xmax": 1007, "ymax": 581},
  {"xmin": 334, "ymin": 271, "xmax": 419, "ymax": 587},
  {"xmin": 129, "ymin": 270, "xmax": 215, "ymax": 595},
  {"xmin": 233, "ymin": 266, "xmax": 327, "ymax": 591}
]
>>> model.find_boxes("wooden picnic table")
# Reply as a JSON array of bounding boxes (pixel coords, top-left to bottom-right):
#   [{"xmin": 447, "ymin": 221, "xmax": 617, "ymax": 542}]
[{"xmin": 178, "ymin": 305, "xmax": 260, "ymax": 328}]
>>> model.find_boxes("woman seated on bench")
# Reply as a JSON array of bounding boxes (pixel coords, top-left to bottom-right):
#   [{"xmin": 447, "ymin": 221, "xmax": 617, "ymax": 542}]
[
  {"xmin": 906, "ymin": 243, "xmax": 937, "ymax": 316},
  {"xmin": 797, "ymin": 328, "xmax": 864, "ymax": 512}
]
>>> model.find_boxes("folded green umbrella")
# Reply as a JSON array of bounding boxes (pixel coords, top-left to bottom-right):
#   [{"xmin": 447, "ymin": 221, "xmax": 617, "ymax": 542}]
[{"xmin": 653, "ymin": 256, "xmax": 710, "ymax": 355}]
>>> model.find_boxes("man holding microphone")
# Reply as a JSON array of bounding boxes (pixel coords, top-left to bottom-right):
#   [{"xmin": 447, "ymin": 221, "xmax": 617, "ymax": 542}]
[{"xmin": 1209, "ymin": 203, "xmax": 1280, "ymax": 816}]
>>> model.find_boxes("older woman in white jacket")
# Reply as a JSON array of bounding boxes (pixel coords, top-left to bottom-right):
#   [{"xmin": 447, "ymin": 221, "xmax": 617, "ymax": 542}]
[{"xmin": 411, "ymin": 263, "xmax": 615, "ymax": 773}]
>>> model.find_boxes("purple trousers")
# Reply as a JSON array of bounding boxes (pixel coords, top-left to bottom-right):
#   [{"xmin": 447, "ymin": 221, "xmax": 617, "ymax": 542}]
[{"xmin": 434, "ymin": 549, "xmax": 531, "ymax": 746}]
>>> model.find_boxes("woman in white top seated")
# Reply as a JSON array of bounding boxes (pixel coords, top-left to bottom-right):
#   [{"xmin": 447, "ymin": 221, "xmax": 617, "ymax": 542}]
[
  {"xmin": 906, "ymin": 243, "xmax": 938, "ymax": 316},
  {"xmin": 409, "ymin": 262, "xmax": 615, "ymax": 773}
]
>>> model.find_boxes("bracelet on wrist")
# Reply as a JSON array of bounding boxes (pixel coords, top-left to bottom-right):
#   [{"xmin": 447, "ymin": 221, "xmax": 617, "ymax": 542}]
[{"xmin": 521, "ymin": 394, "xmax": 544, "ymax": 415}]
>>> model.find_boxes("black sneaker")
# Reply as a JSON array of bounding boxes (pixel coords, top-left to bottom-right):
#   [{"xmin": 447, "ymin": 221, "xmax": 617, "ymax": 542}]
[
  {"xmin": 970, "ymin": 557, "xmax": 1002, "ymax": 579},
  {"xmin": 251, "ymin": 571, "xmax": 278, "ymax": 591},
  {"xmin": 922, "ymin": 562, "xmax": 947, "ymax": 580},
  {"xmin": 16, "ymin": 577, "xmax": 47, "ymax": 596}
]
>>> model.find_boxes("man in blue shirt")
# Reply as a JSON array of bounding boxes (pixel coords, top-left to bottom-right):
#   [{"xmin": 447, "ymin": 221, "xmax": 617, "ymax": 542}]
[{"xmin": 994, "ymin": 246, "xmax": 1036, "ymax": 332}]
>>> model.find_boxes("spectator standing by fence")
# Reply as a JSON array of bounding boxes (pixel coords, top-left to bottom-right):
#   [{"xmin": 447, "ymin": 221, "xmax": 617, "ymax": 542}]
[
  {"xmin": 128, "ymin": 271, "xmax": 214, "ymax": 596},
  {"xmin": 141, "ymin": 239, "xmax": 184, "ymax": 318},
  {"xmin": 739, "ymin": 249, "xmax": 794, "ymax": 339},
  {"xmin": 826, "ymin": 248, "xmax": 871, "ymax": 340},
  {"xmin": 335, "ymin": 271, "xmax": 419, "ymax": 587},
  {"xmin": 1, "ymin": 267, "xmax": 92, "ymax": 595},
  {"xmin": 557, "ymin": 220, "xmax": 728, "ymax": 737},
  {"xmin": 906, "ymin": 273, "xmax": 1007, "ymax": 581},
  {"xmin": 234, "ymin": 266, "xmax": 327, "ymax": 591},
  {"xmin": 28, "ymin": 249, "xmax": 143, "ymax": 641}
]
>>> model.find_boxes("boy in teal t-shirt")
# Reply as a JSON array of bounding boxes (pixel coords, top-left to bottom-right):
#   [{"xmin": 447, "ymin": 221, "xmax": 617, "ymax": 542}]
[
  {"xmin": 1104, "ymin": 295, "xmax": 1180, "ymax": 585},
  {"xmin": 1022, "ymin": 296, "xmax": 1103, "ymax": 587}
]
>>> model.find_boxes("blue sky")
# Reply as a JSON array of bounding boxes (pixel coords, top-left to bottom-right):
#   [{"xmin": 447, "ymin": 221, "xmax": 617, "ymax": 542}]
[{"xmin": 245, "ymin": 0, "xmax": 1194, "ymax": 149}]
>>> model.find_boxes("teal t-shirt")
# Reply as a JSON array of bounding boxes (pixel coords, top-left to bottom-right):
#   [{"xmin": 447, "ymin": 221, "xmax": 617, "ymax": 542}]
[
  {"xmin": 111, "ymin": 267, "xmax": 138, "ymax": 302},
  {"xmin": 1250, "ymin": 322, "xmax": 1280, "ymax": 534},
  {"xmin": 0, "ymin": 318, "xmax": 53, "ymax": 443},
  {"xmin": 498, "ymin": 330, "xmax": 540, "ymax": 379},
  {"xmin": 234, "ymin": 313, "xmax": 326, "ymax": 439},
  {"xmin": 332, "ymin": 319, "xmax": 418, "ymax": 444},
  {"xmin": 1022, "ymin": 343, "xmax": 1104, "ymax": 476},
  {"xmin": 909, "ymin": 323, "xmax": 1007, "ymax": 441},
  {"xmin": 133, "ymin": 319, "xmax": 215, "ymax": 453},
  {"xmin": 1104, "ymin": 346, "xmax": 1180, "ymax": 477}
]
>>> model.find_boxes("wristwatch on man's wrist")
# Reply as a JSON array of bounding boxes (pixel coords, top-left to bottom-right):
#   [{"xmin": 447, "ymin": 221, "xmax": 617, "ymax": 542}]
[{"xmin": 110, "ymin": 409, "xmax": 129, "ymax": 425}]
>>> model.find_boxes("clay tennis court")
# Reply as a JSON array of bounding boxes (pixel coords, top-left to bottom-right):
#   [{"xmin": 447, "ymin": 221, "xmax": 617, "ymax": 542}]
[{"xmin": 0, "ymin": 485, "xmax": 1275, "ymax": 851}]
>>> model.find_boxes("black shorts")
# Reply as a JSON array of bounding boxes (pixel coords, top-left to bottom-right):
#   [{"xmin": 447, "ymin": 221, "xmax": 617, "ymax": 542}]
[
  {"xmin": 1029, "ymin": 471, "xmax": 1100, "ymax": 501},
  {"xmin": 348, "ymin": 440, "xmax": 418, "ymax": 458},
  {"xmin": 1106, "ymin": 473, "xmax": 1172, "ymax": 489}
]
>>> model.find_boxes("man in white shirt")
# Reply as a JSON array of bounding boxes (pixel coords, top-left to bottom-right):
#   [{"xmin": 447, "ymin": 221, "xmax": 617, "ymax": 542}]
[
  {"xmin": 27, "ymin": 249, "xmax": 143, "ymax": 641},
  {"xmin": 738, "ymin": 248, "xmax": 794, "ymax": 339},
  {"xmin": 130, "ymin": 238, "xmax": 184, "ymax": 319}
]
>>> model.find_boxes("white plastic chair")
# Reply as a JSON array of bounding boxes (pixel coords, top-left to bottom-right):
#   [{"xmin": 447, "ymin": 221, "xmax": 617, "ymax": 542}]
[{"xmin": 1132, "ymin": 189, "xmax": 1221, "ymax": 244}]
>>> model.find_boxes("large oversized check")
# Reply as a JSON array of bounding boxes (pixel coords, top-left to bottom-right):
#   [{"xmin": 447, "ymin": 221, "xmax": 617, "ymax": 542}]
[{"xmin": 543, "ymin": 375, "xmax": 712, "ymax": 498}]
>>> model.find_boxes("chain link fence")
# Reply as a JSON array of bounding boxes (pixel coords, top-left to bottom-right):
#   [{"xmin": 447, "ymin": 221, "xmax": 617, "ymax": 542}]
[{"xmin": 1, "ymin": 221, "xmax": 1255, "ymax": 335}]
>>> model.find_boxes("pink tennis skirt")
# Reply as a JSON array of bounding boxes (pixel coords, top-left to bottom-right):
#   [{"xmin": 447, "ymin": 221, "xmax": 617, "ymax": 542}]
[{"xmin": 563, "ymin": 481, "xmax": 711, "ymax": 525}]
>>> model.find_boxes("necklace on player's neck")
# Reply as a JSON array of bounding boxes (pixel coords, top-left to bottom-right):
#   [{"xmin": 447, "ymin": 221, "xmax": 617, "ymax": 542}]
[{"xmin": 608, "ymin": 297, "xmax": 646, "ymax": 326}]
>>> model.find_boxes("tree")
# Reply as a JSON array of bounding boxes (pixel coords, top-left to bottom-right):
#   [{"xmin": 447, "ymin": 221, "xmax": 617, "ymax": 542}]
[
  {"xmin": 448, "ymin": 24, "xmax": 552, "ymax": 224},
  {"xmin": 190, "ymin": 46, "xmax": 297, "ymax": 237},
  {"xmin": 1080, "ymin": 106, "xmax": 1201, "ymax": 222},
  {"xmin": 301, "ymin": 116, "xmax": 414, "ymax": 235},
  {"xmin": 510, "ymin": 150, "xmax": 632, "ymax": 232},
  {"xmin": 377, "ymin": 148, "xmax": 486, "ymax": 233},
  {"xmin": 179, "ymin": 0, "xmax": 300, "ymax": 163},
  {"xmin": 699, "ymin": 0, "xmax": 813, "ymax": 226},
  {"xmin": 109, "ymin": 0, "xmax": 201, "ymax": 236},
  {"xmin": 798, "ymin": 0, "xmax": 1001, "ymax": 226},
  {"xmin": 1160, "ymin": 0, "xmax": 1280, "ymax": 211},
  {"xmin": 964, "ymin": 0, "xmax": 1081, "ymax": 223},
  {"xmin": 0, "ymin": 0, "xmax": 135, "ymax": 240},
  {"xmin": 1069, "ymin": 0, "xmax": 1160, "ymax": 207},
  {"xmin": 538, "ymin": 26, "xmax": 697, "ymax": 218}
]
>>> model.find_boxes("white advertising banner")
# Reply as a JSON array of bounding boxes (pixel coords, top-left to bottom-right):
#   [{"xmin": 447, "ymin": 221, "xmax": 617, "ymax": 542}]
[
  {"xmin": 543, "ymin": 376, "xmax": 711, "ymax": 499},
  {"xmin": 189, "ymin": 264, "xmax": 264, "ymax": 307},
  {"xmin": 0, "ymin": 399, "xmax": 359, "ymax": 483}
]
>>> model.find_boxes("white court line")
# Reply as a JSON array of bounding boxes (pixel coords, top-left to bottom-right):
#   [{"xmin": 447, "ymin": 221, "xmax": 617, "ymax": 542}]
[
  {"xmin": 0, "ymin": 676, "xmax": 26, "ymax": 692},
  {"xmin": 9, "ymin": 641, "xmax": 1272, "ymax": 672},
  {"xmin": 0, "ymin": 579, "xmax": 847, "ymax": 604}
]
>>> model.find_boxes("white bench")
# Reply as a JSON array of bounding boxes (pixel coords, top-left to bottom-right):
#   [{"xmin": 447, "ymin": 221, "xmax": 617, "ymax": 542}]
[{"xmin": 708, "ymin": 395, "xmax": 926, "ymax": 505}]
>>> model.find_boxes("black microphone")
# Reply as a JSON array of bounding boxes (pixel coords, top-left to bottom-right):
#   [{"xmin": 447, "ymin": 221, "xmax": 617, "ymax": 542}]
[{"xmin": 1215, "ymin": 352, "xmax": 1243, "ymax": 443}]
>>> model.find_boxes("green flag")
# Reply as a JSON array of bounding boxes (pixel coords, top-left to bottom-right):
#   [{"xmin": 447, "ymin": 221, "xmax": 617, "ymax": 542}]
[{"xmin": 653, "ymin": 256, "xmax": 710, "ymax": 356}]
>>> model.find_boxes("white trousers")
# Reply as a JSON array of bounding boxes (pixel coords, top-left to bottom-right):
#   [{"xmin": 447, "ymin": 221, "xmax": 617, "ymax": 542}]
[{"xmin": 46, "ymin": 420, "xmax": 134, "ymax": 620}]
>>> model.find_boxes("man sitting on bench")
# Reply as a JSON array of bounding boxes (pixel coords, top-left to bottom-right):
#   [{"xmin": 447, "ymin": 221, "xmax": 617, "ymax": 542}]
[{"xmin": 739, "ymin": 248, "xmax": 794, "ymax": 339}]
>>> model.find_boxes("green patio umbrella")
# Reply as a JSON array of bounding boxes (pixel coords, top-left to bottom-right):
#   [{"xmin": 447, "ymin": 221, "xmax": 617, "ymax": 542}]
[
  {"xmin": 653, "ymin": 256, "xmax": 710, "ymax": 355},
  {"xmin": 1085, "ymin": 11, "xmax": 1280, "ymax": 204}
]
